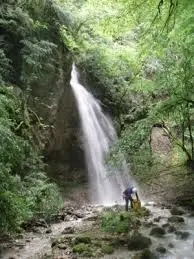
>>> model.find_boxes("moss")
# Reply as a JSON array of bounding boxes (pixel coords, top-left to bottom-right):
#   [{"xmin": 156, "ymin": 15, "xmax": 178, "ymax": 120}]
[
  {"xmin": 101, "ymin": 244, "xmax": 114, "ymax": 254},
  {"xmin": 74, "ymin": 235, "xmax": 91, "ymax": 244},
  {"xmin": 72, "ymin": 243, "xmax": 92, "ymax": 255}
]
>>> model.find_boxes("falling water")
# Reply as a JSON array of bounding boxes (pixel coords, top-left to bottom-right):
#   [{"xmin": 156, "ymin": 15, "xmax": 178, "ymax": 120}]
[{"xmin": 70, "ymin": 64, "xmax": 133, "ymax": 205}]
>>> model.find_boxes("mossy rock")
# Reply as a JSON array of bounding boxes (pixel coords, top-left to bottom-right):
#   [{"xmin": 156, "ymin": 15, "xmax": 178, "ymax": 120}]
[
  {"xmin": 73, "ymin": 235, "xmax": 91, "ymax": 244},
  {"xmin": 72, "ymin": 243, "xmax": 92, "ymax": 255},
  {"xmin": 132, "ymin": 248, "xmax": 157, "ymax": 259},
  {"xmin": 128, "ymin": 231, "xmax": 152, "ymax": 250},
  {"xmin": 101, "ymin": 244, "xmax": 114, "ymax": 254}
]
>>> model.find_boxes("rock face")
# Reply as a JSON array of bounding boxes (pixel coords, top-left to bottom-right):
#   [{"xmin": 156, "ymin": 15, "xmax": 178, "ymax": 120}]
[
  {"xmin": 29, "ymin": 55, "xmax": 86, "ymax": 182},
  {"xmin": 150, "ymin": 126, "xmax": 172, "ymax": 162}
]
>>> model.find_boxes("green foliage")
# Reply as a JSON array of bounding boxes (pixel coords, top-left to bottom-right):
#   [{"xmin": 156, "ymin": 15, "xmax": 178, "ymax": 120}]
[
  {"xmin": 0, "ymin": 87, "xmax": 63, "ymax": 233},
  {"xmin": 0, "ymin": 50, "xmax": 11, "ymax": 84},
  {"xmin": 100, "ymin": 211, "xmax": 131, "ymax": 233},
  {"xmin": 72, "ymin": 243, "xmax": 92, "ymax": 255},
  {"xmin": 100, "ymin": 208, "xmax": 148, "ymax": 233},
  {"xmin": 101, "ymin": 244, "xmax": 114, "ymax": 254}
]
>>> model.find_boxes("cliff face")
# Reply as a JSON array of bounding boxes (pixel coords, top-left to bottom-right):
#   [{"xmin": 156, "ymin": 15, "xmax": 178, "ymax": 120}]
[{"xmin": 29, "ymin": 55, "xmax": 85, "ymax": 183}]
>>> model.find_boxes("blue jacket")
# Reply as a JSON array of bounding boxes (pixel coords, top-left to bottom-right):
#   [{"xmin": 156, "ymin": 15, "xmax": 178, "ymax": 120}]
[{"xmin": 123, "ymin": 187, "xmax": 134, "ymax": 198}]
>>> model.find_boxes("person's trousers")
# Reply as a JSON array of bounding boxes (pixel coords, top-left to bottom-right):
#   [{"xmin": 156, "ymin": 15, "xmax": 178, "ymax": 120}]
[{"xmin": 125, "ymin": 197, "xmax": 133, "ymax": 211}]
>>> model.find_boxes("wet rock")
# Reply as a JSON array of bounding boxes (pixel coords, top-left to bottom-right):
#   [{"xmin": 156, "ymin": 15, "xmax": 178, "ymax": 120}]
[
  {"xmin": 168, "ymin": 216, "xmax": 184, "ymax": 223},
  {"xmin": 132, "ymin": 248, "xmax": 157, "ymax": 259},
  {"xmin": 162, "ymin": 223, "xmax": 169, "ymax": 228},
  {"xmin": 128, "ymin": 231, "xmax": 152, "ymax": 250},
  {"xmin": 168, "ymin": 243, "xmax": 174, "ymax": 248},
  {"xmin": 153, "ymin": 216, "xmax": 162, "ymax": 222},
  {"xmin": 156, "ymin": 246, "xmax": 167, "ymax": 254},
  {"xmin": 58, "ymin": 243, "xmax": 67, "ymax": 250},
  {"xmin": 45, "ymin": 228, "xmax": 52, "ymax": 234},
  {"xmin": 150, "ymin": 227, "xmax": 165, "ymax": 237},
  {"xmin": 62, "ymin": 226, "xmax": 75, "ymax": 234},
  {"xmin": 170, "ymin": 207, "xmax": 184, "ymax": 216},
  {"xmin": 165, "ymin": 205, "xmax": 172, "ymax": 209},
  {"xmin": 175, "ymin": 231, "xmax": 190, "ymax": 240},
  {"xmin": 167, "ymin": 225, "xmax": 176, "ymax": 233},
  {"xmin": 64, "ymin": 215, "xmax": 72, "ymax": 221},
  {"xmin": 143, "ymin": 221, "xmax": 156, "ymax": 228},
  {"xmin": 162, "ymin": 223, "xmax": 176, "ymax": 233}
]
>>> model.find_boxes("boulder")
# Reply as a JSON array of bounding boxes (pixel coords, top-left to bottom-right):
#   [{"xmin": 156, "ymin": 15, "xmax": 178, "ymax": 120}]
[
  {"xmin": 168, "ymin": 216, "xmax": 184, "ymax": 223},
  {"xmin": 128, "ymin": 231, "xmax": 152, "ymax": 250},
  {"xmin": 170, "ymin": 207, "xmax": 184, "ymax": 216},
  {"xmin": 150, "ymin": 227, "xmax": 165, "ymax": 237},
  {"xmin": 156, "ymin": 246, "xmax": 167, "ymax": 254},
  {"xmin": 168, "ymin": 243, "xmax": 174, "ymax": 248},
  {"xmin": 167, "ymin": 225, "xmax": 176, "ymax": 233},
  {"xmin": 175, "ymin": 231, "xmax": 190, "ymax": 240}
]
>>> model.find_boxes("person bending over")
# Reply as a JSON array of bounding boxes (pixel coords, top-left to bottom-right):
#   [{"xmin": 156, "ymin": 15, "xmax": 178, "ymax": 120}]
[{"xmin": 123, "ymin": 186, "xmax": 139, "ymax": 211}]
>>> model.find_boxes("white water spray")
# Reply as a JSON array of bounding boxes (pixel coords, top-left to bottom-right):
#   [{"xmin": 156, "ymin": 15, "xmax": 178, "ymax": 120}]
[{"xmin": 70, "ymin": 64, "xmax": 133, "ymax": 205}]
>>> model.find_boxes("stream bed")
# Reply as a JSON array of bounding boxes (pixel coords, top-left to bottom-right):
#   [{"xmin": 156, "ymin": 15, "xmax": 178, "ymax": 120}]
[{"xmin": 0, "ymin": 202, "xmax": 194, "ymax": 259}]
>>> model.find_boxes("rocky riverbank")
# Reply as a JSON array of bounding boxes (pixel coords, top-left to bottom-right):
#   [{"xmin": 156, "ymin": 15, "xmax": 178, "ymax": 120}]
[{"xmin": 0, "ymin": 202, "xmax": 194, "ymax": 259}]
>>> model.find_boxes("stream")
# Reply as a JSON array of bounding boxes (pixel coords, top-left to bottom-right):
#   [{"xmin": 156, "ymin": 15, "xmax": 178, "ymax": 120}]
[{"xmin": 0, "ymin": 202, "xmax": 194, "ymax": 259}]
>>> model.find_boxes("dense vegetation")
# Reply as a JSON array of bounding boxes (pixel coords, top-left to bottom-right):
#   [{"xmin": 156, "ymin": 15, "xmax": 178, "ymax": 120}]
[
  {"xmin": 0, "ymin": 0, "xmax": 71, "ymax": 233},
  {"xmin": 58, "ymin": 0, "xmax": 194, "ymax": 178},
  {"xmin": 0, "ymin": 0, "xmax": 193, "ymax": 232}
]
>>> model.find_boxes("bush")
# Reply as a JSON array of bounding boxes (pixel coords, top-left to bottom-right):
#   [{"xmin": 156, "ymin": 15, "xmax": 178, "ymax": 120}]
[{"xmin": 100, "ymin": 211, "xmax": 133, "ymax": 233}]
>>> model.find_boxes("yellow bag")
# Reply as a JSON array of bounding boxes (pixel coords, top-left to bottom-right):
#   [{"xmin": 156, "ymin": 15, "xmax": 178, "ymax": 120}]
[{"xmin": 132, "ymin": 200, "xmax": 141, "ymax": 209}]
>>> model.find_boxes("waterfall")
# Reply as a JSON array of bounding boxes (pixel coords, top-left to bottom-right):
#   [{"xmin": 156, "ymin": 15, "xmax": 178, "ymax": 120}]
[{"xmin": 70, "ymin": 64, "xmax": 133, "ymax": 205}]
